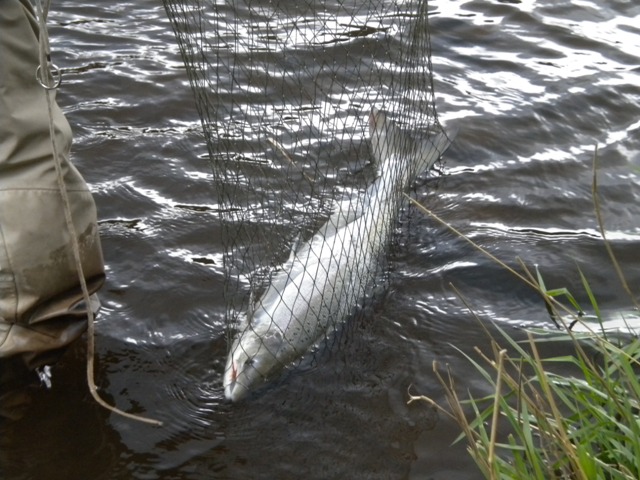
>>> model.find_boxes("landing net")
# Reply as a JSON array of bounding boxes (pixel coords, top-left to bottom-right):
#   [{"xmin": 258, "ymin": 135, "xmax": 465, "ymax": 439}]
[{"xmin": 163, "ymin": 0, "xmax": 445, "ymax": 384}]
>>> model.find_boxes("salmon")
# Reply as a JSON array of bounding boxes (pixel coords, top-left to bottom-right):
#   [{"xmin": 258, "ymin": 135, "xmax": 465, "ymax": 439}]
[{"xmin": 223, "ymin": 108, "xmax": 453, "ymax": 401}]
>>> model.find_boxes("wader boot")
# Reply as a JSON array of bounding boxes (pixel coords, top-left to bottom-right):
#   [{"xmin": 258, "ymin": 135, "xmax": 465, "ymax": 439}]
[{"xmin": 0, "ymin": 0, "xmax": 105, "ymax": 378}]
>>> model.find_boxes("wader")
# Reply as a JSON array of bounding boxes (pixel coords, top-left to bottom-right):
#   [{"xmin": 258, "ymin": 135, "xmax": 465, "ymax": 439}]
[{"xmin": 0, "ymin": 0, "xmax": 105, "ymax": 369}]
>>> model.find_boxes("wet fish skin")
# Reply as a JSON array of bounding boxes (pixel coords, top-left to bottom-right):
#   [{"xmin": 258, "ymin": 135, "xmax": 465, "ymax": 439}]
[{"xmin": 223, "ymin": 108, "xmax": 452, "ymax": 401}]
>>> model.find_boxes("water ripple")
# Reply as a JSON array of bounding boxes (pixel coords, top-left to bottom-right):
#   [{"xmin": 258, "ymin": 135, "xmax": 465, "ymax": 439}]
[{"xmin": 5, "ymin": 1, "xmax": 639, "ymax": 479}]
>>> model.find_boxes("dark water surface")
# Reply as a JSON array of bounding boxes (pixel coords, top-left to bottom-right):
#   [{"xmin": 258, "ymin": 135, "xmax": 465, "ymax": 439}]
[{"xmin": 2, "ymin": 1, "xmax": 640, "ymax": 479}]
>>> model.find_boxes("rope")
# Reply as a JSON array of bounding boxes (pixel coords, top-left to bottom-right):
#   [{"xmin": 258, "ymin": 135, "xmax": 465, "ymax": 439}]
[{"xmin": 34, "ymin": 0, "xmax": 162, "ymax": 426}]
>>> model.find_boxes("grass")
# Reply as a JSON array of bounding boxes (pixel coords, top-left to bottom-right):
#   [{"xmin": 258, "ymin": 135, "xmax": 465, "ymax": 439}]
[
  {"xmin": 411, "ymin": 298, "xmax": 640, "ymax": 480},
  {"xmin": 407, "ymin": 148, "xmax": 640, "ymax": 479}
]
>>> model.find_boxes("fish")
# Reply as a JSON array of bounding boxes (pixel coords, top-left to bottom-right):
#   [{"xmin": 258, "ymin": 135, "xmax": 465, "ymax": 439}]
[{"xmin": 223, "ymin": 107, "xmax": 453, "ymax": 401}]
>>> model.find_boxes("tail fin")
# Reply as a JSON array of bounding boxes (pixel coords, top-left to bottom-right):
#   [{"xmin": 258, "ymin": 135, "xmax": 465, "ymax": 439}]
[
  {"xmin": 414, "ymin": 128, "xmax": 455, "ymax": 175},
  {"xmin": 369, "ymin": 107, "xmax": 455, "ymax": 176}
]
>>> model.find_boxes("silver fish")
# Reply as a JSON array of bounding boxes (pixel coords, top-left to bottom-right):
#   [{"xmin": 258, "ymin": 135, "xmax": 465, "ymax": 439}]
[{"xmin": 223, "ymin": 108, "xmax": 453, "ymax": 401}]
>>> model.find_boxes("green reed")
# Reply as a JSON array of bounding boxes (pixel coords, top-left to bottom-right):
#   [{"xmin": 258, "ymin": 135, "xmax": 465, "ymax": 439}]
[
  {"xmin": 408, "ymin": 148, "xmax": 640, "ymax": 479},
  {"xmin": 412, "ymin": 284, "xmax": 640, "ymax": 480}
]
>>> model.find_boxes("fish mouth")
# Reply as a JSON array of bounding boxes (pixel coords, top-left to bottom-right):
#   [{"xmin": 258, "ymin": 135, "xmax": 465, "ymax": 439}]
[
  {"xmin": 223, "ymin": 362, "xmax": 237, "ymax": 401},
  {"xmin": 224, "ymin": 378, "xmax": 251, "ymax": 402},
  {"xmin": 223, "ymin": 362, "xmax": 250, "ymax": 402},
  {"xmin": 224, "ymin": 380, "xmax": 237, "ymax": 402}
]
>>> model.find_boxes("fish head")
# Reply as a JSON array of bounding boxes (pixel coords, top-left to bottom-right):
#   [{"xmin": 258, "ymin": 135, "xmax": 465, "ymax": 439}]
[
  {"xmin": 223, "ymin": 339, "xmax": 263, "ymax": 402},
  {"xmin": 223, "ymin": 325, "xmax": 286, "ymax": 402}
]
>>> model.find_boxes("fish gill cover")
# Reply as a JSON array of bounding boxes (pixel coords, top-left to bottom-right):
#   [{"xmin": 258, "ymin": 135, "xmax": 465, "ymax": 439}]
[{"xmin": 162, "ymin": 0, "xmax": 450, "ymax": 400}]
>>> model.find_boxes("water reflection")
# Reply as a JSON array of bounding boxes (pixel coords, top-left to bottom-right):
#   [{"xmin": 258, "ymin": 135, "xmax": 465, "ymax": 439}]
[{"xmin": 2, "ymin": 0, "xmax": 639, "ymax": 479}]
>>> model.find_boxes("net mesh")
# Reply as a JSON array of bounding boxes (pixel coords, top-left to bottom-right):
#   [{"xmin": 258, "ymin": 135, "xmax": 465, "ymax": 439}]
[{"xmin": 162, "ymin": 0, "xmax": 447, "ymax": 398}]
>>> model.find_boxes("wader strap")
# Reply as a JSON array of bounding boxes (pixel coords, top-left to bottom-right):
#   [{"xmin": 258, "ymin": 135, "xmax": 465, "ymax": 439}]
[{"xmin": 33, "ymin": 0, "xmax": 161, "ymax": 426}]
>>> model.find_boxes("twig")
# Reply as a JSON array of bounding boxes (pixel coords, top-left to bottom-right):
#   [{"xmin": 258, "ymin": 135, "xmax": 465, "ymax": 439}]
[{"xmin": 404, "ymin": 194, "xmax": 581, "ymax": 323}]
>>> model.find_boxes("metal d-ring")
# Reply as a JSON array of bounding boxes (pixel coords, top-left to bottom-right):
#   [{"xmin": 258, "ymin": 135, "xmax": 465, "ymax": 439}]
[{"xmin": 35, "ymin": 63, "xmax": 62, "ymax": 90}]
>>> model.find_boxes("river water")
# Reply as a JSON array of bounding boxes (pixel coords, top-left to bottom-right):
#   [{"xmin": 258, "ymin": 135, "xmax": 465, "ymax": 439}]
[{"xmin": 2, "ymin": 1, "xmax": 639, "ymax": 479}]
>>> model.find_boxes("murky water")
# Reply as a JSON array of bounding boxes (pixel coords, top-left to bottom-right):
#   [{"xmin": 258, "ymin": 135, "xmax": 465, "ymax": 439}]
[{"xmin": 2, "ymin": 1, "xmax": 639, "ymax": 479}]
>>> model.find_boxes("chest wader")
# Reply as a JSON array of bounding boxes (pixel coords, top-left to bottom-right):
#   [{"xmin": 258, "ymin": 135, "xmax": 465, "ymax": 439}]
[{"xmin": 0, "ymin": 0, "xmax": 105, "ymax": 369}]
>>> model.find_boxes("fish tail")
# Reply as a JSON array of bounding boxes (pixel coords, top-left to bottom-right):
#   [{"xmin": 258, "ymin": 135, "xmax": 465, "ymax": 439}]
[
  {"xmin": 369, "ymin": 107, "xmax": 455, "ymax": 176},
  {"xmin": 413, "ymin": 128, "xmax": 455, "ymax": 175}
]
